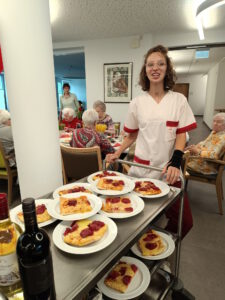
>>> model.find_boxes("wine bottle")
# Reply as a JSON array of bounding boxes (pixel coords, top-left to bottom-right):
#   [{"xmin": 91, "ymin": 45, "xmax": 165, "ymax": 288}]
[
  {"xmin": 0, "ymin": 193, "xmax": 22, "ymax": 297},
  {"xmin": 16, "ymin": 198, "xmax": 56, "ymax": 300}
]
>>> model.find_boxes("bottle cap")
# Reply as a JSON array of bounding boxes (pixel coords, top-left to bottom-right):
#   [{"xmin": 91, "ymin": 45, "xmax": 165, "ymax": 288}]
[
  {"xmin": 0, "ymin": 193, "xmax": 9, "ymax": 220},
  {"xmin": 22, "ymin": 198, "xmax": 36, "ymax": 214}
]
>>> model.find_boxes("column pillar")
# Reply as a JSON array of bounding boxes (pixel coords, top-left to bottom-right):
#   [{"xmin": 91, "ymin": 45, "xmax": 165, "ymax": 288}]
[{"xmin": 0, "ymin": 0, "xmax": 63, "ymax": 198}]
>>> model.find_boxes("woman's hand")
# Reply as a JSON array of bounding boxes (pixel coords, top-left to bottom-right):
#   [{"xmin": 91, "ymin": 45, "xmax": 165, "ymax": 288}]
[
  {"xmin": 185, "ymin": 144, "xmax": 200, "ymax": 155},
  {"xmin": 162, "ymin": 165, "xmax": 180, "ymax": 185},
  {"xmin": 106, "ymin": 152, "xmax": 120, "ymax": 163}
]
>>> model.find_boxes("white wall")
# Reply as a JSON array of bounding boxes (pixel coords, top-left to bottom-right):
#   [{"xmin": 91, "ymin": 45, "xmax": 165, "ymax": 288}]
[
  {"xmin": 203, "ymin": 64, "xmax": 219, "ymax": 128},
  {"xmin": 215, "ymin": 58, "xmax": 225, "ymax": 110},
  {"xmin": 176, "ymin": 74, "xmax": 207, "ymax": 115},
  {"xmin": 53, "ymin": 29, "xmax": 225, "ymax": 126}
]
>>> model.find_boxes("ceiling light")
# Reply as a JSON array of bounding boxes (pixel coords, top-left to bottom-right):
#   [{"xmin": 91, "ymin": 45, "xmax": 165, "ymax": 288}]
[
  {"xmin": 195, "ymin": 49, "xmax": 210, "ymax": 59},
  {"xmin": 195, "ymin": 0, "xmax": 225, "ymax": 40}
]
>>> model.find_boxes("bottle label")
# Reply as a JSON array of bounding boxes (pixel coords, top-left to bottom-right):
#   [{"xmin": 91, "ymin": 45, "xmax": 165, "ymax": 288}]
[
  {"xmin": 19, "ymin": 255, "xmax": 54, "ymax": 295},
  {"xmin": 0, "ymin": 252, "xmax": 20, "ymax": 286}
]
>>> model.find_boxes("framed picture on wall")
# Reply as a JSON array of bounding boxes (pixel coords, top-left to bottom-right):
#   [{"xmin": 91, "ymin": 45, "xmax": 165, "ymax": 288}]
[{"xmin": 104, "ymin": 62, "xmax": 132, "ymax": 103}]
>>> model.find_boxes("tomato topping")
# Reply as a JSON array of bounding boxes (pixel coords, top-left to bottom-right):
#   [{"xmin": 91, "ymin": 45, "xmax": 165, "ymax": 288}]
[
  {"xmin": 64, "ymin": 228, "xmax": 72, "ymax": 236},
  {"xmin": 131, "ymin": 264, "xmax": 138, "ymax": 273},
  {"xmin": 125, "ymin": 207, "xmax": 133, "ymax": 212},
  {"xmin": 107, "ymin": 270, "xmax": 120, "ymax": 280},
  {"xmin": 80, "ymin": 228, "xmax": 94, "ymax": 238},
  {"xmin": 105, "ymin": 179, "xmax": 113, "ymax": 183},
  {"xmin": 111, "ymin": 197, "xmax": 120, "ymax": 203},
  {"xmin": 143, "ymin": 233, "xmax": 157, "ymax": 241},
  {"xmin": 121, "ymin": 198, "xmax": 130, "ymax": 204},
  {"xmin": 118, "ymin": 180, "xmax": 125, "ymax": 185},
  {"xmin": 88, "ymin": 221, "xmax": 105, "ymax": 231},
  {"xmin": 68, "ymin": 200, "xmax": 77, "ymax": 206},
  {"xmin": 123, "ymin": 275, "xmax": 132, "ymax": 285},
  {"xmin": 70, "ymin": 221, "xmax": 77, "ymax": 227},
  {"xmin": 71, "ymin": 223, "xmax": 78, "ymax": 232},
  {"xmin": 36, "ymin": 204, "xmax": 46, "ymax": 215},
  {"xmin": 119, "ymin": 267, "xmax": 127, "ymax": 276},
  {"xmin": 139, "ymin": 187, "xmax": 148, "ymax": 191},
  {"xmin": 145, "ymin": 242, "xmax": 157, "ymax": 250},
  {"xmin": 112, "ymin": 181, "xmax": 120, "ymax": 186},
  {"xmin": 135, "ymin": 181, "xmax": 142, "ymax": 188}
]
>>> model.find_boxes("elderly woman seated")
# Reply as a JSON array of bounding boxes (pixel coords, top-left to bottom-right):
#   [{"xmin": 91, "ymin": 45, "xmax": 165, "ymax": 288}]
[
  {"xmin": 0, "ymin": 110, "xmax": 16, "ymax": 167},
  {"xmin": 70, "ymin": 109, "xmax": 115, "ymax": 158},
  {"xmin": 61, "ymin": 108, "xmax": 82, "ymax": 131},
  {"xmin": 185, "ymin": 113, "xmax": 225, "ymax": 175},
  {"xmin": 93, "ymin": 100, "xmax": 114, "ymax": 133}
]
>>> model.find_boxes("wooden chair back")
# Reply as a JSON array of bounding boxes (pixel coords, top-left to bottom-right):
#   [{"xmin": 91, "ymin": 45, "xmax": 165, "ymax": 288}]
[{"xmin": 60, "ymin": 144, "xmax": 103, "ymax": 184}]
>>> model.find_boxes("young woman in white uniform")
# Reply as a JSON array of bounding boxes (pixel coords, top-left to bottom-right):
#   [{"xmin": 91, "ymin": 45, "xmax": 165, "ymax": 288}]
[{"xmin": 106, "ymin": 45, "xmax": 197, "ymax": 184}]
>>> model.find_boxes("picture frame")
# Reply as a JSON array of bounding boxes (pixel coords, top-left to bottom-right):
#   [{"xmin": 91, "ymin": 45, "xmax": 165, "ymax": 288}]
[{"xmin": 104, "ymin": 62, "xmax": 132, "ymax": 103}]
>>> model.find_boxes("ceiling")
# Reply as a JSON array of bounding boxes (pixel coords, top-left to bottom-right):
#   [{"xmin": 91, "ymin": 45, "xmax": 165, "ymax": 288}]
[
  {"xmin": 169, "ymin": 47, "xmax": 225, "ymax": 75},
  {"xmin": 51, "ymin": 0, "xmax": 225, "ymax": 77},
  {"xmin": 49, "ymin": 0, "xmax": 225, "ymax": 42}
]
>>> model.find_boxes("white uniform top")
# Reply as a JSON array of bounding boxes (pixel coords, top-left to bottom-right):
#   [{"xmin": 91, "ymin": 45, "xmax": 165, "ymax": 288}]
[{"xmin": 124, "ymin": 91, "xmax": 197, "ymax": 179}]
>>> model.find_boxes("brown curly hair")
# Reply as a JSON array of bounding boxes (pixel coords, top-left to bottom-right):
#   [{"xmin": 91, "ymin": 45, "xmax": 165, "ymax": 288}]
[{"xmin": 139, "ymin": 45, "xmax": 176, "ymax": 91}]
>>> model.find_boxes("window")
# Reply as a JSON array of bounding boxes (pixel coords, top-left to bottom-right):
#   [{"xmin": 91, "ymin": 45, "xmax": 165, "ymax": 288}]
[{"xmin": 0, "ymin": 74, "xmax": 8, "ymax": 110}]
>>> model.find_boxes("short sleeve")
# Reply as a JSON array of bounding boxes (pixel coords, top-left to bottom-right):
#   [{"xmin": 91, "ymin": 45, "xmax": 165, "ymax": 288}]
[
  {"xmin": 176, "ymin": 97, "xmax": 197, "ymax": 134},
  {"xmin": 124, "ymin": 100, "xmax": 139, "ymax": 133}
]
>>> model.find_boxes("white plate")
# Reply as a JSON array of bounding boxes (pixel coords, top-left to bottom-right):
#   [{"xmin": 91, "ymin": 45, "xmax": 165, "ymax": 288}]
[
  {"xmin": 133, "ymin": 178, "xmax": 170, "ymax": 198},
  {"xmin": 87, "ymin": 171, "xmax": 125, "ymax": 185},
  {"xmin": 10, "ymin": 199, "xmax": 57, "ymax": 229},
  {"xmin": 47, "ymin": 192, "xmax": 102, "ymax": 221},
  {"xmin": 99, "ymin": 193, "xmax": 145, "ymax": 219},
  {"xmin": 52, "ymin": 214, "xmax": 117, "ymax": 254},
  {"xmin": 53, "ymin": 182, "xmax": 93, "ymax": 199},
  {"xmin": 91, "ymin": 176, "xmax": 135, "ymax": 196},
  {"xmin": 97, "ymin": 256, "xmax": 151, "ymax": 300},
  {"xmin": 131, "ymin": 231, "xmax": 175, "ymax": 260}
]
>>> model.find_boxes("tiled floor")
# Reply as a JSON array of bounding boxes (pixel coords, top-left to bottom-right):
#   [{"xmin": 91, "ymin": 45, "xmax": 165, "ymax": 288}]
[{"xmin": 1, "ymin": 116, "xmax": 224, "ymax": 300}]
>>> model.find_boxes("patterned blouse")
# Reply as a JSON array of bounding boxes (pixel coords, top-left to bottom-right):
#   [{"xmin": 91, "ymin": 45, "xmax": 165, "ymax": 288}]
[
  {"xmin": 96, "ymin": 114, "xmax": 114, "ymax": 131},
  {"xmin": 70, "ymin": 127, "xmax": 115, "ymax": 156},
  {"xmin": 187, "ymin": 131, "xmax": 225, "ymax": 174}
]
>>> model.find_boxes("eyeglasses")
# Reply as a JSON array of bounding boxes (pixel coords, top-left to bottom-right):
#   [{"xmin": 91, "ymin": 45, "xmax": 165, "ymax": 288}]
[{"xmin": 146, "ymin": 62, "xmax": 167, "ymax": 69}]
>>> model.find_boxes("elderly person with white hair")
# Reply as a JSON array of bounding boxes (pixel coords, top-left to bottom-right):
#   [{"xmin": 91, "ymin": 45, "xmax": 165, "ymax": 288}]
[
  {"xmin": 0, "ymin": 110, "xmax": 16, "ymax": 167},
  {"xmin": 70, "ymin": 109, "xmax": 114, "ymax": 158},
  {"xmin": 61, "ymin": 108, "xmax": 82, "ymax": 131},
  {"xmin": 93, "ymin": 100, "xmax": 114, "ymax": 132},
  {"xmin": 185, "ymin": 113, "xmax": 225, "ymax": 175}
]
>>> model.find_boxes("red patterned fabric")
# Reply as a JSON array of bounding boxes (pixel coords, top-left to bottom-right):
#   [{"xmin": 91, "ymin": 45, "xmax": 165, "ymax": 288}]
[
  {"xmin": 0, "ymin": 48, "xmax": 3, "ymax": 73},
  {"xmin": 70, "ymin": 127, "xmax": 115, "ymax": 155},
  {"xmin": 62, "ymin": 117, "xmax": 82, "ymax": 129}
]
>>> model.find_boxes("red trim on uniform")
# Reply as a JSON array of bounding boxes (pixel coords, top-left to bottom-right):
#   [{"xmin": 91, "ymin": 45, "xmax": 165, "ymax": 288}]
[
  {"xmin": 123, "ymin": 126, "xmax": 139, "ymax": 133},
  {"xmin": 166, "ymin": 121, "xmax": 179, "ymax": 127},
  {"xmin": 176, "ymin": 122, "xmax": 197, "ymax": 134},
  {"xmin": 134, "ymin": 155, "xmax": 150, "ymax": 166}
]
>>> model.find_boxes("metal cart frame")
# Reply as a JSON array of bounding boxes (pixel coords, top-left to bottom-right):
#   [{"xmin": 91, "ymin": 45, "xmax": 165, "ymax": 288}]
[{"xmin": 106, "ymin": 159, "xmax": 194, "ymax": 300}]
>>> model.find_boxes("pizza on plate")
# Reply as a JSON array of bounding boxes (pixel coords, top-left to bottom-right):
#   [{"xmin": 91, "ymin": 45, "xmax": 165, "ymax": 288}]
[
  {"xmin": 63, "ymin": 219, "xmax": 107, "ymax": 246},
  {"xmin": 97, "ymin": 178, "xmax": 125, "ymax": 191},
  {"xmin": 134, "ymin": 181, "xmax": 161, "ymax": 196},
  {"xmin": 17, "ymin": 204, "xmax": 51, "ymax": 223},
  {"xmin": 60, "ymin": 195, "xmax": 92, "ymax": 215},
  {"xmin": 58, "ymin": 186, "xmax": 92, "ymax": 196},
  {"xmin": 92, "ymin": 170, "xmax": 118, "ymax": 181},
  {"xmin": 102, "ymin": 196, "xmax": 133, "ymax": 213},
  {"xmin": 138, "ymin": 229, "xmax": 165, "ymax": 256},
  {"xmin": 104, "ymin": 261, "xmax": 138, "ymax": 293}
]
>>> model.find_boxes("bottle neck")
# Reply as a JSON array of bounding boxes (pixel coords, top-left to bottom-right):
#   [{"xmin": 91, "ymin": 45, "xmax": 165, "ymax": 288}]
[{"xmin": 23, "ymin": 210, "xmax": 39, "ymax": 233}]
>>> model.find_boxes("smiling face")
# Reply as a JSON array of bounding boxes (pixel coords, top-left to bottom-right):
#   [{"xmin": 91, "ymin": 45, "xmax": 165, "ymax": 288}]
[{"xmin": 145, "ymin": 52, "xmax": 167, "ymax": 85}]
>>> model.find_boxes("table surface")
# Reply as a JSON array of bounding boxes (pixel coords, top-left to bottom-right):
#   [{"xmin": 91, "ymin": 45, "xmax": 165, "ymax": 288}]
[{"xmin": 43, "ymin": 178, "xmax": 180, "ymax": 300}]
